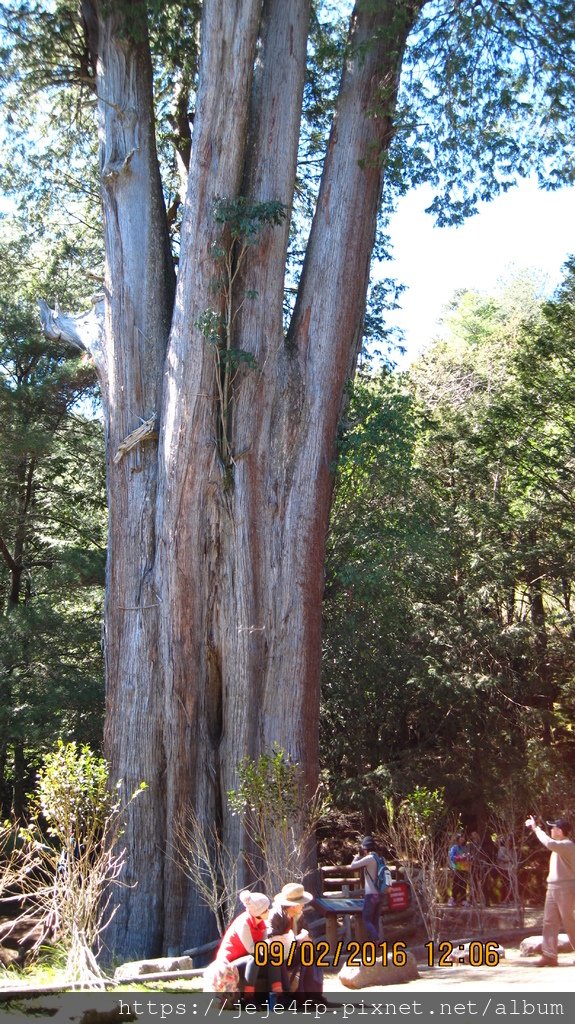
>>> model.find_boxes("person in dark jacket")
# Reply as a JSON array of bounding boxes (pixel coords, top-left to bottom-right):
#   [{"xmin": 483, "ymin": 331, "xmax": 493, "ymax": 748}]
[{"xmin": 267, "ymin": 882, "xmax": 322, "ymax": 998}]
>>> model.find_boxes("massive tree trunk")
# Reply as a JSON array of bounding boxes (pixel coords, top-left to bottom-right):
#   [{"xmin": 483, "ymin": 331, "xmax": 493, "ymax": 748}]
[
  {"xmin": 156, "ymin": 0, "xmax": 314, "ymax": 949},
  {"xmin": 79, "ymin": 0, "xmax": 176, "ymax": 956},
  {"xmin": 42, "ymin": 0, "xmax": 426, "ymax": 957}
]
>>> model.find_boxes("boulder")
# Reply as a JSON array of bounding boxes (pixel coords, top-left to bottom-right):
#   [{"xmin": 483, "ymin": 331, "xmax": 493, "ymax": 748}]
[
  {"xmin": 114, "ymin": 955, "xmax": 194, "ymax": 981},
  {"xmin": 520, "ymin": 934, "xmax": 572, "ymax": 957},
  {"xmin": 0, "ymin": 916, "xmax": 48, "ymax": 964},
  {"xmin": 339, "ymin": 950, "xmax": 419, "ymax": 989},
  {"xmin": 0, "ymin": 944, "xmax": 21, "ymax": 967}
]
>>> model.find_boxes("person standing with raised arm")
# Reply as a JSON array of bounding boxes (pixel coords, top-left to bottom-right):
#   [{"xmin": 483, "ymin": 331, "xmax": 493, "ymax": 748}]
[
  {"xmin": 351, "ymin": 836, "xmax": 384, "ymax": 942},
  {"xmin": 524, "ymin": 815, "xmax": 575, "ymax": 966}
]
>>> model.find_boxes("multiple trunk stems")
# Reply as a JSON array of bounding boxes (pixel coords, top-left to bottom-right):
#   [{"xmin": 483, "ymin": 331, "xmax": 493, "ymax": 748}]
[{"xmin": 44, "ymin": 0, "xmax": 426, "ymax": 957}]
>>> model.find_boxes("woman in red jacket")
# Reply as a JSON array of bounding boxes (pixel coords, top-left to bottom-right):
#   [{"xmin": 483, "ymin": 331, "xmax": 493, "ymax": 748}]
[{"xmin": 215, "ymin": 889, "xmax": 282, "ymax": 1001}]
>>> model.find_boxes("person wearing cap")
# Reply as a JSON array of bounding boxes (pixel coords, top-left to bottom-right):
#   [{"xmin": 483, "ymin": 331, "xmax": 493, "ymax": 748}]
[
  {"xmin": 351, "ymin": 836, "xmax": 384, "ymax": 941},
  {"xmin": 214, "ymin": 889, "xmax": 282, "ymax": 1000},
  {"xmin": 267, "ymin": 882, "xmax": 323, "ymax": 998},
  {"xmin": 525, "ymin": 815, "xmax": 575, "ymax": 966}
]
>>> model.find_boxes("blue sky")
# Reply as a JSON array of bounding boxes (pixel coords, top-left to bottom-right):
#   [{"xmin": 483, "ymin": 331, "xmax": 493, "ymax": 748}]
[{"xmin": 383, "ymin": 177, "xmax": 575, "ymax": 367}]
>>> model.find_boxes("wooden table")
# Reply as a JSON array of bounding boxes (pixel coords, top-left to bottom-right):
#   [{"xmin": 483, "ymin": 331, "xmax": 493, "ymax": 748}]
[
  {"xmin": 311, "ymin": 896, "xmax": 368, "ymax": 948},
  {"xmin": 312, "ymin": 874, "xmax": 415, "ymax": 954}
]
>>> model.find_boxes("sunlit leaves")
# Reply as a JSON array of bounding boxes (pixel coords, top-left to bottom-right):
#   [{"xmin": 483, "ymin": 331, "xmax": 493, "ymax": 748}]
[
  {"xmin": 323, "ymin": 267, "xmax": 575, "ymax": 822},
  {"xmin": 386, "ymin": 0, "xmax": 575, "ymax": 223}
]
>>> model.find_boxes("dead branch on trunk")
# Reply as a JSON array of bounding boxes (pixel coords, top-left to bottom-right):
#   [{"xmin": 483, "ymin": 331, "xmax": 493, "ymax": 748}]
[{"xmin": 38, "ymin": 298, "xmax": 106, "ymax": 374}]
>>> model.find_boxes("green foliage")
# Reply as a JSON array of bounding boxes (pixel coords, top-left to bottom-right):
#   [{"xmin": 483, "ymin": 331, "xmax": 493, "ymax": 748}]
[
  {"xmin": 323, "ymin": 369, "xmax": 431, "ymax": 814},
  {"xmin": 197, "ymin": 196, "xmax": 287, "ymax": 477},
  {"xmin": 3, "ymin": 1, "xmax": 575, "ymax": 265},
  {"xmin": 195, "ymin": 310, "xmax": 258, "ymax": 372},
  {"xmin": 0, "ymin": 227, "xmax": 106, "ymax": 818},
  {"xmin": 228, "ymin": 744, "xmax": 324, "ymax": 895},
  {"xmin": 34, "ymin": 739, "xmax": 113, "ymax": 841},
  {"xmin": 213, "ymin": 197, "xmax": 288, "ymax": 238},
  {"xmin": 195, "ymin": 309, "xmax": 224, "ymax": 345},
  {"xmin": 324, "ymin": 267, "xmax": 575, "ymax": 827},
  {"xmin": 361, "ymin": 278, "xmax": 407, "ymax": 368},
  {"xmin": 0, "ymin": 3, "xmax": 101, "ymax": 263},
  {"xmin": 385, "ymin": 0, "xmax": 575, "ymax": 223},
  {"xmin": 228, "ymin": 743, "xmax": 301, "ymax": 829},
  {"xmin": 9, "ymin": 741, "xmax": 147, "ymax": 981},
  {"xmin": 383, "ymin": 785, "xmax": 456, "ymax": 942},
  {"xmin": 394, "ymin": 786, "xmax": 450, "ymax": 843}
]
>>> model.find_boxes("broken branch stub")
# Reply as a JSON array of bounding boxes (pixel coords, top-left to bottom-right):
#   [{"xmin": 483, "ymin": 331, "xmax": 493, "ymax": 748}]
[{"xmin": 38, "ymin": 298, "xmax": 106, "ymax": 376}]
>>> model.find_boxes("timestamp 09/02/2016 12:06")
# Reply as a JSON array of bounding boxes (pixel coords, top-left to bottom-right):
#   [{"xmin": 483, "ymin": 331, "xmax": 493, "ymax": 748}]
[{"xmin": 253, "ymin": 940, "xmax": 502, "ymax": 969}]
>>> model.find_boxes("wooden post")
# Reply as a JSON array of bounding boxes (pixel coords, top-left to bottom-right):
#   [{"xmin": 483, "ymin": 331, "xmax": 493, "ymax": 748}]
[
  {"xmin": 342, "ymin": 884, "xmax": 352, "ymax": 943},
  {"xmin": 325, "ymin": 914, "xmax": 338, "ymax": 951}
]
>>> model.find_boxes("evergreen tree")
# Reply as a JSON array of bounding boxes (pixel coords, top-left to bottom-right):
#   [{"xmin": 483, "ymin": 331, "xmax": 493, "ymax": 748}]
[
  {"xmin": 2, "ymin": 0, "xmax": 575, "ymax": 955},
  {"xmin": 0, "ymin": 227, "xmax": 106, "ymax": 817}
]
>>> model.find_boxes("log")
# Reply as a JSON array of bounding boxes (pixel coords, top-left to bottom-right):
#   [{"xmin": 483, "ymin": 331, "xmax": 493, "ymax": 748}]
[{"xmin": 181, "ymin": 939, "xmax": 219, "ymax": 958}]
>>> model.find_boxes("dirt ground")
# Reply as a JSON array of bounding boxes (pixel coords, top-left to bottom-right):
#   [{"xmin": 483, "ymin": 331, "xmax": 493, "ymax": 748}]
[
  {"xmin": 323, "ymin": 906, "xmax": 574, "ymax": 993},
  {"xmin": 323, "ymin": 944, "xmax": 574, "ymax": 995}
]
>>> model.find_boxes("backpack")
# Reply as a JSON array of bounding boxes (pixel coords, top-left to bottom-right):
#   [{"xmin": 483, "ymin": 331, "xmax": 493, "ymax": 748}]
[{"xmin": 370, "ymin": 853, "xmax": 392, "ymax": 893}]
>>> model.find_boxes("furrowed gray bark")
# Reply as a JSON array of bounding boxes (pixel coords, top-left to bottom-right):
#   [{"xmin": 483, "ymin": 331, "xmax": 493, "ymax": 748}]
[
  {"xmin": 80, "ymin": 0, "xmax": 175, "ymax": 957},
  {"xmin": 155, "ymin": 0, "xmax": 264, "ymax": 951},
  {"xmin": 155, "ymin": 0, "xmax": 424, "ymax": 951},
  {"xmin": 210, "ymin": 0, "xmax": 314, "ymax": 891}
]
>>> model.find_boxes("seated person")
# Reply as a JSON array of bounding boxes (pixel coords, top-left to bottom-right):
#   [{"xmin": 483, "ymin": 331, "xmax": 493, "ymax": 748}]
[
  {"xmin": 213, "ymin": 889, "xmax": 282, "ymax": 1003},
  {"xmin": 267, "ymin": 882, "xmax": 323, "ymax": 998}
]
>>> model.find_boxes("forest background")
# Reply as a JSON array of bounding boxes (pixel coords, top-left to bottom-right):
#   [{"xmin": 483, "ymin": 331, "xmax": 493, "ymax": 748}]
[{"xmin": 1, "ymin": 0, "xmax": 575, "ymax": 926}]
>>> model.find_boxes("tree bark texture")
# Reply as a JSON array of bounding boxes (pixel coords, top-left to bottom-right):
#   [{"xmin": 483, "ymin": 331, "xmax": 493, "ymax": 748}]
[
  {"xmin": 80, "ymin": 0, "xmax": 176, "ymax": 956},
  {"xmin": 53, "ymin": 0, "xmax": 426, "ymax": 957}
]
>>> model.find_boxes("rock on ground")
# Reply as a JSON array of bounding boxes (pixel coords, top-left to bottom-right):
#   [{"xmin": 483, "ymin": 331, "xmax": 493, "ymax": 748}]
[
  {"xmin": 113, "ymin": 956, "xmax": 194, "ymax": 981},
  {"xmin": 520, "ymin": 934, "xmax": 572, "ymax": 956},
  {"xmin": 338, "ymin": 950, "xmax": 419, "ymax": 989},
  {"xmin": 0, "ymin": 943, "xmax": 20, "ymax": 967}
]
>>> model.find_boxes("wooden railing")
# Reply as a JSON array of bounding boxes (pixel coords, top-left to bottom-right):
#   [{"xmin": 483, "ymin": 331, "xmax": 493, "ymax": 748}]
[
  {"xmin": 320, "ymin": 862, "xmax": 406, "ymax": 898},
  {"xmin": 305, "ymin": 863, "xmax": 417, "ymax": 952}
]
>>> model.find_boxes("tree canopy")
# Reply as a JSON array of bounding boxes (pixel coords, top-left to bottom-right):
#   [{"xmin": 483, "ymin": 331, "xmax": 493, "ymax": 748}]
[{"xmin": 0, "ymin": 225, "xmax": 106, "ymax": 817}]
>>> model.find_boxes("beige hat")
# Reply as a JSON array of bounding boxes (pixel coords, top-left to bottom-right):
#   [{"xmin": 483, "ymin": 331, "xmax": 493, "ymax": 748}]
[
  {"xmin": 239, "ymin": 889, "xmax": 270, "ymax": 917},
  {"xmin": 275, "ymin": 882, "xmax": 313, "ymax": 906}
]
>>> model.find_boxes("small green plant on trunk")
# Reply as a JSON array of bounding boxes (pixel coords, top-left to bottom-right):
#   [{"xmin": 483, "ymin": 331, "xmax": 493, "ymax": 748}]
[
  {"xmin": 228, "ymin": 743, "xmax": 327, "ymax": 898},
  {"xmin": 175, "ymin": 746, "xmax": 326, "ymax": 938},
  {"xmin": 196, "ymin": 197, "xmax": 287, "ymax": 483}
]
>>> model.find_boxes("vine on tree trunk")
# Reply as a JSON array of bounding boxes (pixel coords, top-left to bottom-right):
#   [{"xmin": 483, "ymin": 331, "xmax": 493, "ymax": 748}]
[{"xmin": 196, "ymin": 196, "xmax": 287, "ymax": 485}]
